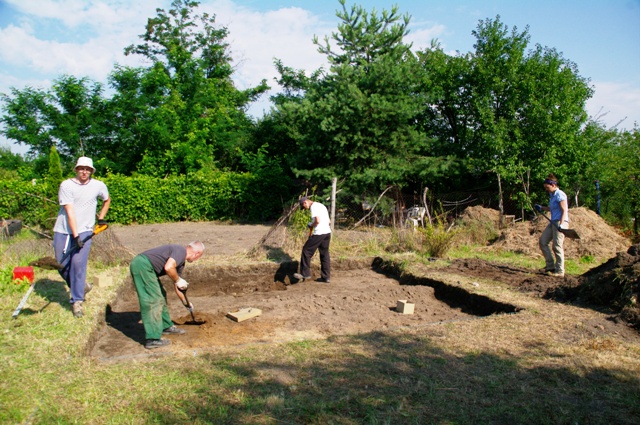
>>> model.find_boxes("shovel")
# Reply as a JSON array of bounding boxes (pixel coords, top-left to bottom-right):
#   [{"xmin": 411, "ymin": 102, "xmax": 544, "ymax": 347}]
[
  {"xmin": 30, "ymin": 223, "xmax": 109, "ymax": 270},
  {"xmin": 179, "ymin": 288, "xmax": 205, "ymax": 325},
  {"xmin": 538, "ymin": 211, "xmax": 581, "ymax": 239},
  {"xmin": 12, "ymin": 281, "xmax": 36, "ymax": 319}
]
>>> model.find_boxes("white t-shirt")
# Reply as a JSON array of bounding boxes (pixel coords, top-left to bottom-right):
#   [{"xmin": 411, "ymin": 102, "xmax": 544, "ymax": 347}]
[
  {"xmin": 53, "ymin": 178, "xmax": 109, "ymax": 234},
  {"xmin": 310, "ymin": 201, "xmax": 331, "ymax": 235}
]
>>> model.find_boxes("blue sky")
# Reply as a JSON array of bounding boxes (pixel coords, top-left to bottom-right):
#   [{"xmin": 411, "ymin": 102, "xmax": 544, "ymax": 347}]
[{"xmin": 1, "ymin": 0, "xmax": 639, "ymax": 155}]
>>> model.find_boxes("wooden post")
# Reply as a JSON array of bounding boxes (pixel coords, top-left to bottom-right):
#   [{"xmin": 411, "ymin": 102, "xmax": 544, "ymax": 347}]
[
  {"xmin": 331, "ymin": 177, "xmax": 337, "ymax": 231},
  {"xmin": 498, "ymin": 173, "xmax": 504, "ymax": 228}
]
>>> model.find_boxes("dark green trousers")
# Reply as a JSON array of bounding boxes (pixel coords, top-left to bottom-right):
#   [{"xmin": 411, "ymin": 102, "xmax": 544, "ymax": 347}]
[{"xmin": 130, "ymin": 254, "xmax": 173, "ymax": 340}]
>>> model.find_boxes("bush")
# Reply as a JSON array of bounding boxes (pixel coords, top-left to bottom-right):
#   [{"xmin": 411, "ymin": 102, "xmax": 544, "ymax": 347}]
[
  {"xmin": 418, "ymin": 219, "xmax": 458, "ymax": 258},
  {"xmin": 0, "ymin": 168, "xmax": 295, "ymax": 227},
  {"xmin": 0, "ymin": 179, "xmax": 57, "ymax": 229}
]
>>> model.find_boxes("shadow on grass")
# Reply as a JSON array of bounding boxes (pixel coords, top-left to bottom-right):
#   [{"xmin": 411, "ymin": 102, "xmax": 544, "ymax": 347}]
[
  {"xmin": 103, "ymin": 307, "xmax": 145, "ymax": 346},
  {"xmin": 157, "ymin": 331, "xmax": 640, "ymax": 424},
  {"xmin": 14, "ymin": 278, "xmax": 72, "ymax": 317}
]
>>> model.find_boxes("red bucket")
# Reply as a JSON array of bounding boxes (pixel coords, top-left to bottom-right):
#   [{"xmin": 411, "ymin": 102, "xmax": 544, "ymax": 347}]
[{"xmin": 13, "ymin": 267, "xmax": 34, "ymax": 284}]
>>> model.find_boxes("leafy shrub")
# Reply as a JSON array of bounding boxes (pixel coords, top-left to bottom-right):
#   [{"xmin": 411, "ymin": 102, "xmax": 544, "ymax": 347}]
[
  {"xmin": 0, "ymin": 179, "xmax": 57, "ymax": 228},
  {"xmin": 0, "ymin": 168, "xmax": 295, "ymax": 227},
  {"xmin": 418, "ymin": 218, "xmax": 458, "ymax": 258}
]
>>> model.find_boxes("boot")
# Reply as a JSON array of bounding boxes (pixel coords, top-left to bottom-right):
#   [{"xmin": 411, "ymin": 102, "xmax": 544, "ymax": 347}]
[{"xmin": 72, "ymin": 301, "xmax": 84, "ymax": 318}]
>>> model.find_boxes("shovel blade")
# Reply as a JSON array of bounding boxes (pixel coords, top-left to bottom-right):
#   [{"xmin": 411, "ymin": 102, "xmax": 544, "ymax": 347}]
[
  {"xmin": 29, "ymin": 256, "xmax": 62, "ymax": 270},
  {"xmin": 560, "ymin": 228, "xmax": 581, "ymax": 239}
]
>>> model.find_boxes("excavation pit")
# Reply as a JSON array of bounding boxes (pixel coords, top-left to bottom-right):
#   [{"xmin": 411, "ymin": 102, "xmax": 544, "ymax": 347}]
[{"xmin": 88, "ymin": 258, "xmax": 520, "ymax": 361}]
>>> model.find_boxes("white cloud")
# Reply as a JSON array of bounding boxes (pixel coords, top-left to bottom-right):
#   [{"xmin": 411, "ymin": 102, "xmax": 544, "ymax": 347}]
[
  {"xmin": 2, "ymin": 0, "xmax": 638, "ymax": 155},
  {"xmin": 197, "ymin": 0, "xmax": 335, "ymax": 117},
  {"xmin": 205, "ymin": 2, "xmax": 332, "ymax": 89},
  {"xmin": 0, "ymin": 1, "xmax": 162, "ymax": 82},
  {"xmin": 4, "ymin": 0, "xmax": 159, "ymax": 31},
  {"xmin": 587, "ymin": 81, "xmax": 640, "ymax": 130},
  {"xmin": 405, "ymin": 23, "xmax": 447, "ymax": 52}
]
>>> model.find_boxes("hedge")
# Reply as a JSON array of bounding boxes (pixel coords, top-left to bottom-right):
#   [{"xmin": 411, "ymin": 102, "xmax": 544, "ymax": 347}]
[{"xmin": 0, "ymin": 169, "xmax": 293, "ymax": 227}]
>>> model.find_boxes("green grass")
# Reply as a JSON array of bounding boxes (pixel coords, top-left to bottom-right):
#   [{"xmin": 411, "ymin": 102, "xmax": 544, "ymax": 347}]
[
  {"xmin": 1, "ymin": 230, "xmax": 639, "ymax": 424},
  {"xmin": 448, "ymin": 243, "xmax": 599, "ymax": 275}
]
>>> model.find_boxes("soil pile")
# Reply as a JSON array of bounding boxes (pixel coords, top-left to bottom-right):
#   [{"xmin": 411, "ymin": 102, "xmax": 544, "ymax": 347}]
[
  {"xmin": 458, "ymin": 205, "xmax": 638, "ymax": 329},
  {"xmin": 545, "ymin": 244, "xmax": 640, "ymax": 329},
  {"xmin": 459, "ymin": 206, "xmax": 630, "ymax": 260}
]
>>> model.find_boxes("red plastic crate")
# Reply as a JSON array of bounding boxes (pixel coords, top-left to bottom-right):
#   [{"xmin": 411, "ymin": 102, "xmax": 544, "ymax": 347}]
[{"xmin": 13, "ymin": 266, "xmax": 34, "ymax": 283}]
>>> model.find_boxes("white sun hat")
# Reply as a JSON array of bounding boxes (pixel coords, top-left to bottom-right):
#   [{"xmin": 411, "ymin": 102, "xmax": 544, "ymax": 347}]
[{"xmin": 74, "ymin": 156, "xmax": 95, "ymax": 173}]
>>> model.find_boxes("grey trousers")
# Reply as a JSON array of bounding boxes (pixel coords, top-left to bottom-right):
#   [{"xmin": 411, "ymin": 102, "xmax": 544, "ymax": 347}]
[{"xmin": 539, "ymin": 221, "xmax": 565, "ymax": 273}]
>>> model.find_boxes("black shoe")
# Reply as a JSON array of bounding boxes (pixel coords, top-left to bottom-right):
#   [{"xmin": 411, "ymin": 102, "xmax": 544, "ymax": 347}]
[
  {"xmin": 84, "ymin": 282, "xmax": 92, "ymax": 295},
  {"xmin": 293, "ymin": 273, "xmax": 311, "ymax": 280},
  {"xmin": 162, "ymin": 326, "xmax": 185, "ymax": 335},
  {"xmin": 316, "ymin": 278, "xmax": 330, "ymax": 283},
  {"xmin": 145, "ymin": 338, "xmax": 171, "ymax": 349}
]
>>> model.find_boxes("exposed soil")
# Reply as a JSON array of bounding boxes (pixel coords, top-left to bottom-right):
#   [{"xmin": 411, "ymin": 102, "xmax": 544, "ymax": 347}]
[
  {"xmin": 109, "ymin": 222, "xmax": 273, "ymax": 259},
  {"xmin": 91, "ymin": 265, "xmax": 490, "ymax": 361},
  {"xmin": 87, "ymin": 210, "xmax": 640, "ymax": 361}
]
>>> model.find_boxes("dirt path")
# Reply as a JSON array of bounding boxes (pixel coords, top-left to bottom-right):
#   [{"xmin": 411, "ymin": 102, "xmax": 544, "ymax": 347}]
[{"xmin": 110, "ymin": 222, "xmax": 272, "ymax": 258}]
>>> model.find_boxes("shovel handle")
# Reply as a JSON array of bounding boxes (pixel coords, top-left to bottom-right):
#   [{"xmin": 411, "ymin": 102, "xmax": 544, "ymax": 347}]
[
  {"xmin": 12, "ymin": 283, "xmax": 36, "ymax": 319},
  {"xmin": 58, "ymin": 223, "xmax": 109, "ymax": 271},
  {"xmin": 536, "ymin": 210, "xmax": 580, "ymax": 239},
  {"xmin": 179, "ymin": 288, "xmax": 197, "ymax": 320}
]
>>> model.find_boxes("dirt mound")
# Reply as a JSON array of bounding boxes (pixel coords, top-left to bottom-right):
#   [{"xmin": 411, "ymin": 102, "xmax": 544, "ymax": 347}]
[
  {"xmin": 545, "ymin": 244, "xmax": 640, "ymax": 329},
  {"xmin": 459, "ymin": 205, "xmax": 501, "ymax": 224},
  {"xmin": 456, "ymin": 206, "xmax": 638, "ymax": 329},
  {"xmin": 459, "ymin": 206, "xmax": 631, "ymax": 261}
]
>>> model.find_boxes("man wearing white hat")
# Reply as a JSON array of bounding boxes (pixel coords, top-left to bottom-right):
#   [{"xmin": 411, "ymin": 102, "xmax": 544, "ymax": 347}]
[{"xmin": 53, "ymin": 156, "xmax": 111, "ymax": 317}]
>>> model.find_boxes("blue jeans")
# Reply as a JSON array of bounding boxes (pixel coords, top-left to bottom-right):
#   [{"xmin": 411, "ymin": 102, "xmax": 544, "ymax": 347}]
[{"xmin": 54, "ymin": 231, "xmax": 93, "ymax": 303}]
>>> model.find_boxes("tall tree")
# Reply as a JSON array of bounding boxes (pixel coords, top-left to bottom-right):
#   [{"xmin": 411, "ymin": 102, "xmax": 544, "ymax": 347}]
[
  {"xmin": 123, "ymin": 0, "xmax": 268, "ymax": 176},
  {"xmin": 45, "ymin": 146, "xmax": 63, "ymax": 200},
  {"xmin": 471, "ymin": 17, "xmax": 592, "ymax": 189},
  {"xmin": 0, "ymin": 87, "xmax": 52, "ymax": 158},
  {"xmin": 594, "ymin": 127, "xmax": 640, "ymax": 234},
  {"xmin": 271, "ymin": 0, "xmax": 452, "ymax": 193},
  {"xmin": 0, "ymin": 75, "xmax": 107, "ymax": 166},
  {"xmin": 417, "ymin": 16, "xmax": 593, "ymax": 198}
]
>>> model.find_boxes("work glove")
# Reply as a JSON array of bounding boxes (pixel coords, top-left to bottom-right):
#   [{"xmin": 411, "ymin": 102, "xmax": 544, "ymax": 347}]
[
  {"xmin": 184, "ymin": 301, "xmax": 194, "ymax": 311},
  {"xmin": 558, "ymin": 221, "xmax": 567, "ymax": 230},
  {"xmin": 97, "ymin": 219, "xmax": 108, "ymax": 226},
  {"xmin": 74, "ymin": 236, "xmax": 84, "ymax": 249},
  {"xmin": 534, "ymin": 204, "xmax": 542, "ymax": 212},
  {"xmin": 176, "ymin": 278, "xmax": 189, "ymax": 290}
]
